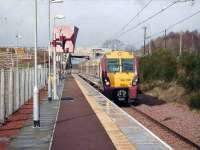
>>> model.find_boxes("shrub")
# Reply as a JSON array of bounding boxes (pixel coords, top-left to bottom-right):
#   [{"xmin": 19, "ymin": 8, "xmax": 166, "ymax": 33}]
[
  {"xmin": 178, "ymin": 53, "xmax": 200, "ymax": 91},
  {"xmin": 139, "ymin": 49, "xmax": 177, "ymax": 82},
  {"xmin": 188, "ymin": 94, "xmax": 200, "ymax": 109}
]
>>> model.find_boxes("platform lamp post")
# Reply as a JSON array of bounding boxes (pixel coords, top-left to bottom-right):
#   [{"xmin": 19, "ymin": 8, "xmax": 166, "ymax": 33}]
[
  {"xmin": 48, "ymin": 0, "xmax": 64, "ymax": 101},
  {"xmin": 16, "ymin": 34, "xmax": 22, "ymax": 48},
  {"xmin": 53, "ymin": 15, "xmax": 65, "ymax": 100},
  {"xmin": 33, "ymin": 0, "xmax": 40, "ymax": 127}
]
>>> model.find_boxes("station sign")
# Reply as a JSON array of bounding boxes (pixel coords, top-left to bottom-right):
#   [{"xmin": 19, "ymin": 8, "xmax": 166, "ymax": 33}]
[{"xmin": 53, "ymin": 25, "xmax": 79, "ymax": 53}]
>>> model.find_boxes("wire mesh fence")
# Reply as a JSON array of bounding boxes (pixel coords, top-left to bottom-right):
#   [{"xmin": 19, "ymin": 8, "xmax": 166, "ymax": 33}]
[{"xmin": 0, "ymin": 67, "xmax": 48, "ymax": 124}]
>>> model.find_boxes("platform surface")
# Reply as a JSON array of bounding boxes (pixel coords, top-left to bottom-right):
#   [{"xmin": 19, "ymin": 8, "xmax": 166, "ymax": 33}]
[
  {"xmin": 74, "ymin": 74, "xmax": 173, "ymax": 150},
  {"xmin": 7, "ymin": 82, "xmax": 64, "ymax": 150},
  {"xmin": 6, "ymin": 75, "xmax": 173, "ymax": 150},
  {"xmin": 50, "ymin": 76, "xmax": 116, "ymax": 150},
  {"xmin": 8, "ymin": 100, "xmax": 59, "ymax": 150}
]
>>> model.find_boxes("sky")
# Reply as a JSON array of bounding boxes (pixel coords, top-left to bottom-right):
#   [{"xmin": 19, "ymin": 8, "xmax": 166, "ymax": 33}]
[{"xmin": 0, "ymin": 0, "xmax": 199, "ymax": 49}]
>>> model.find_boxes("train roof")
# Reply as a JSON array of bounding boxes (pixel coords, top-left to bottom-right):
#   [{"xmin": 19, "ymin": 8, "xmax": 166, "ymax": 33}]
[{"xmin": 104, "ymin": 50, "xmax": 136, "ymax": 59}]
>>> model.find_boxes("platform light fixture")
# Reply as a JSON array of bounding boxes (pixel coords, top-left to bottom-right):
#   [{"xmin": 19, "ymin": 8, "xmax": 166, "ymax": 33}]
[
  {"xmin": 53, "ymin": 14, "xmax": 65, "ymax": 100},
  {"xmin": 48, "ymin": 0, "xmax": 64, "ymax": 101},
  {"xmin": 51, "ymin": 0, "xmax": 64, "ymax": 3},
  {"xmin": 33, "ymin": 0, "xmax": 39, "ymax": 127}
]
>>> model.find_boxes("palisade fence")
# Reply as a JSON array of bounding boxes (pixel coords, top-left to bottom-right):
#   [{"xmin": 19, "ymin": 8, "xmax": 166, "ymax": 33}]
[{"xmin": 0, "ymin": 67, "xmax": 48, "ymax": 124}]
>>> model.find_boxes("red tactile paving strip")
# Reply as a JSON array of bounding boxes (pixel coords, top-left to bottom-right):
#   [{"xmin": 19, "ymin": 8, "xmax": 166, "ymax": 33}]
[
  {"xmin": 51, "ymin": 77, "xmax": 116, "ymax": 150},
  {"xmin": 0, "ymin": 88, "xmax": 47, "ymax": 150}
]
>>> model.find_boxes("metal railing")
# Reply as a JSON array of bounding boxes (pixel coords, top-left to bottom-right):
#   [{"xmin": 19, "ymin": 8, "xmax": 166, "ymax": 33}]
[{"xmin": 0, "ymin": 67, "xmax": 48, "ymax": 124}]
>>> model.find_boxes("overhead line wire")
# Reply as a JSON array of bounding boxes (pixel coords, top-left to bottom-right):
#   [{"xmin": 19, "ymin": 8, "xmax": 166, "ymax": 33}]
[
  {"xmin": 114, "ymin": 0, "xmax": 153, "ymax": 37},
  {"xmin": 116, "ymin": 1, "xmax": 181, "ymax": 38},
  {"xmin": 148, "ymin": 9, "xmax": 200, "ymax": 39}
]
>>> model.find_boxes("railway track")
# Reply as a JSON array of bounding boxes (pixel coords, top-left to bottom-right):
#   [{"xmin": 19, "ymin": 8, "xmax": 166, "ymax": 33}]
[
  {"xmin": 127, "ymin": 106, "xmax": 200, "ymax": 149},
  {"xmin": 79, "ymin": 74, "xmax": 200, "ymax": 149}
]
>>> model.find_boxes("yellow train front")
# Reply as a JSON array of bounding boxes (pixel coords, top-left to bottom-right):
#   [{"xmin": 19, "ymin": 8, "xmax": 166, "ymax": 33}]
[{"xmin": 100, "ymin": 51, "xmax": 138, "ymax": 104}]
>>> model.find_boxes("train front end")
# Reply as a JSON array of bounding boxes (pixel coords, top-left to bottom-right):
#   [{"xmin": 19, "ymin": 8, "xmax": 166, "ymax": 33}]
[{"xmin": 100, "ymin": 51, "xmax": 138, "ymax": 104}]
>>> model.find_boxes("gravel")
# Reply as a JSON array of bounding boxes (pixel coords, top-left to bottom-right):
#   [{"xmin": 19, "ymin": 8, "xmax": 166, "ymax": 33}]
[{"xmin": 123, "ymin": 94, "xmax": 200, "ymax": 150}]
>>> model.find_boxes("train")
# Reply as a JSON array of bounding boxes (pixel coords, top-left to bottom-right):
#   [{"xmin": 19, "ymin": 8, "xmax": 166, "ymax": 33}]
[{"xmin": 79, "ymin": 50, "xmax": 139, "ymax": 105}]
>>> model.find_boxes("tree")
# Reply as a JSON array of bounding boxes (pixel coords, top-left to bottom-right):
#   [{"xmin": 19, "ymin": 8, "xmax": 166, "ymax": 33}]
[
  {"xmin": 140, "ymin": 31, "xmax": 200, "ymax": 55},
  {"xmin": 102, "ymin": 39, "xmax": 124, "ymax": 50},
  {"xmin": 124, "ymin": 44, "xmax": 135, "ymax": 52}
]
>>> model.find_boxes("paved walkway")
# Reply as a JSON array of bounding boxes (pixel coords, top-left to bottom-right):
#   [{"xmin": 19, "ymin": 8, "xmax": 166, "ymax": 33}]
[
  {"xmin": 50, "ymin": 76, "xmax": 116, "ymax": 150},
  {"xmin": 76, "ymin": 75, "xmax": 172, "ymax": 150},
  {"xmin": 7, "ymin": 82, "xmax": 64, "ymax": 150},
  {"xmin": 0, "ymin": 74, "xmax": 172, "ymax": 150},
  {"xmin": 8, "ymin": 100, "xmax": 59, "ymax": 150}
]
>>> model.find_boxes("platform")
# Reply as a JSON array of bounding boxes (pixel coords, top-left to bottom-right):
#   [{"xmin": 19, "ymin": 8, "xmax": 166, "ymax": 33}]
[
  {"xmin": 6, "ymin": 74, "xmax": 172, "ymax": 150},
  {"xmin": 50, "ymin": 75, "xmax": 116, "ymax": 150},
  {"xmin": 73, "ymin": 74, "xmax": 172, "ymax": 150},
  {"xmin": 7, "ymin": 82, "xmax": 64, "ymax": 150}
]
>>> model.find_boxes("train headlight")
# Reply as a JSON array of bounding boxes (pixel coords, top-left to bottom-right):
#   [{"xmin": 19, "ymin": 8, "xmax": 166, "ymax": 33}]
[
  {"xmin": 104, "ymin": 78, "xmax": 110, "ymax": 87},
  {"xmin": 132, "ymin": 76, "xmax": 138, "ymax": 86},
  {"xmin": 105, "ymin": 81, "xmax": 110, "ymax": 86}
]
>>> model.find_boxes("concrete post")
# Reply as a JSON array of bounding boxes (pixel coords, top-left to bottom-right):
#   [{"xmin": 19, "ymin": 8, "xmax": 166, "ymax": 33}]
[
  {"xmin": 44, "ymin": 67, "xmax": 46, "ymax": 83},
  {"xmin": 0, "ymin": 70, "xmax": 5, "ymax": 123},
  {"xmin": 46, "ymin": 67, "xmax": 48, "ymax": 84},
  {"xmin": 29, "ymin": 69, "xmax": 32, "ymax": 98},
  {"xmin": 41, "ymin": 68, "xmax": 43, "ymax": 88},
  {"xmin": 43, "ymin": 68, "xmax": 45, "ymax": 86},
  {"xmin": 25, "ymin": 69, "xmax": 29, "ymax": 101},
  {"xmin": 31, "ymin": 68, "xmax": 34, "ymax": 96},
  {"xmin": 39, "ymin": 68, "xmax": 41, "ymax": 89},
  {"xmin": 46, "ymin": 68, "xmax": 48, "ymax": 84},
  {"xmin": 23, "ymin": 69, "xmax": 26, "ymax": 103},
  {"xmin": 8, "ymin": 69, "xmax": 13, "ymax": 115},
  {"xmin": 28, "ymin": 69, "xmax": 31, "ymax": 99},
  {"xmin": 44, "ymin": 68, "xmax": 46, "ymax": 85},
  {"xmin": 40, "ymin": 68, "xmax": 42, "ymax": 89},
  {"xmin": 16, "ymin": 68, "xmax": 20, "ymax": 110},
  {"xmin": 20, "ymin": 69, "xmax": 25, "ymax": 105}
]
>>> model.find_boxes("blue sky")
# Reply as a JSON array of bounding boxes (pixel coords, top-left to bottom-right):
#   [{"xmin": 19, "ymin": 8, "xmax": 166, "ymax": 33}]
[{"xmin": 0, "ymin": 0, "xmax": 199, "ymax": 49}]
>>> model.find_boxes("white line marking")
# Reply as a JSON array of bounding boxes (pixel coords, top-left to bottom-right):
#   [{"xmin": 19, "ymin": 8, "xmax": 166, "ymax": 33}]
[{"xmin": 48, "ymin": 82, "xmax": 64, "ymax": 150}]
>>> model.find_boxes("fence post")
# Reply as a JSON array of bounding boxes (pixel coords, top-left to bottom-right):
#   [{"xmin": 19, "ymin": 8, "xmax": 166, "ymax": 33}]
[
  {"xmin": 8, "ymin": 69, "xmax": 13, "ymax": 115},
  {"xmin": 28, "ymin": 68, "xmax": 31, "ymax": 99},
  {"xmin": 42, "ymin": 68, "xmax": 45, "ymax": 86},
  {"xmin": 42, "ymin": 68, "xmax": 44, "ymax": 86},
  {"xmin": 45, "ymin": 67, "xmax": 47, "ymax": 85},
  {"xmin": 16, "ymin": 68, "xmax": 20, "ymax": 110},
  {"xmin": 40, "ymin": 68, "xmax": 42, "ymax": 88},
  {"xmin": 31, "ymin": 68, "xmax": 34, "ymax": 96},
  {"xmin": 20, "ymin": 69, "xmax": 25, "ymax": 105},
  {"xmin": 0, "ymin": 70, "xmax": 5, "ymax": 123},
  {"xmin": 23, "ymin": 69, "xmax": 26, "ymax": 103},
  {"xmin": 40, "ymin": 68, "xmax": 43, "ymax": 87},
  {"xmin": 24, "ymin": 69, "xmax": 27, "ymax": 101},
  {"xmin": 25, "ymin": 69, "xmax": 29, "ymax": 101},
  {"xmin": 38, "ymin": 68, "xmax": 39, "ymax": 89}
]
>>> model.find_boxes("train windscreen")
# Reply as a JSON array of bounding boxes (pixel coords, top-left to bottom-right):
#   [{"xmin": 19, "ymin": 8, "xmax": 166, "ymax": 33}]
[
  {"xmin": 121, "ymin": 59, "xmax": 134, "ymax": 72},
  {"xmin": 107, "ymin": 59, "xmax": 120, "ymax": 72}
]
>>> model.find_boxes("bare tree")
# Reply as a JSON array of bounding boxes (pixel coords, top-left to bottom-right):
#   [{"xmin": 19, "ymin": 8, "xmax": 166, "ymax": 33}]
[
  {"xmin": 124, "ymin": 44, "xmax": 135, "ymax": 52},
  {"xmin": 102, "ymin": 39, "xmax": 124, "ymax": 50}
]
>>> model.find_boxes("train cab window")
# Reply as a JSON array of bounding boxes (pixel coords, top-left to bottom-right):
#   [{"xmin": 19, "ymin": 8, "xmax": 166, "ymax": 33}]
[
  {"xmin": 107, "ymin": 59, "xmax": 120, "ymax": 72},
  {"xmin": 122, "ymin": 59, "xmax": 134, "ymax": 72}
]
